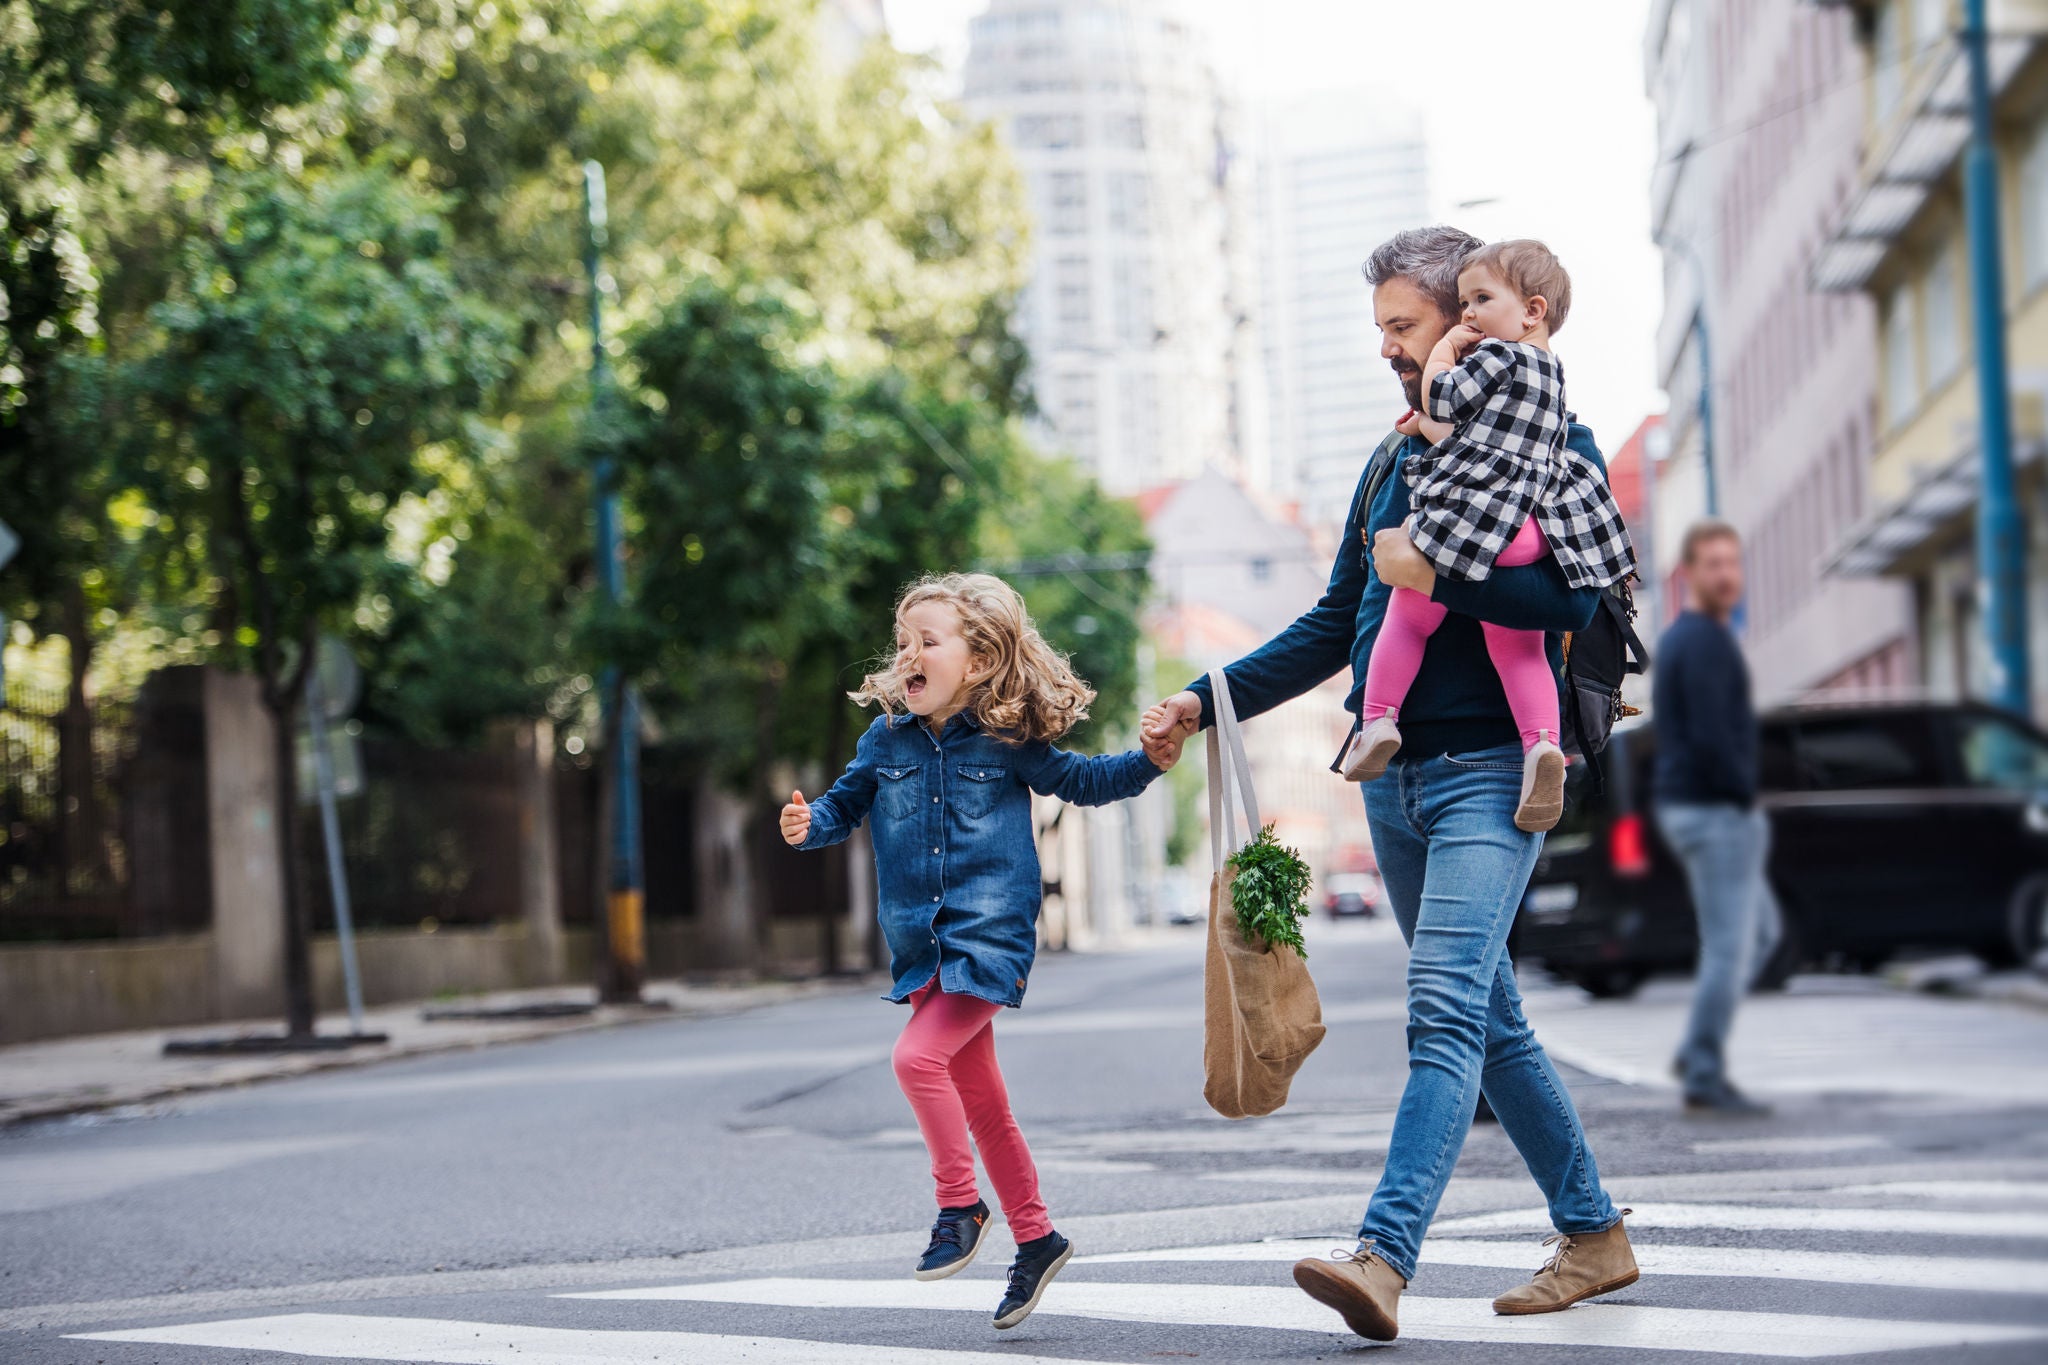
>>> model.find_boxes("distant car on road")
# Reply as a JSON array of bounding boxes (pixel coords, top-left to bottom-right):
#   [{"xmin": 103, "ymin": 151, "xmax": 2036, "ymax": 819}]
[
  {"xmin": 1515, "ymin": 699, "xmax": 2048, "ymax": 999},
  {"xmin": 1323, "ymin": 871, "xmax": 1383, "ymax": 919}
]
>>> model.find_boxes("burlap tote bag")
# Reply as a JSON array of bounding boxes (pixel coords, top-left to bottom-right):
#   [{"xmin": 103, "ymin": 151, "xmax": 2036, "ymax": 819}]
[{"xmin": 1201, "ymin": 668, "xmax": 1327, "ymax": 1119}]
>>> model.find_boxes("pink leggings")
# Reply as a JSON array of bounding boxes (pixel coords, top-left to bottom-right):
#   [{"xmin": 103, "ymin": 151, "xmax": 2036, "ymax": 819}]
[
  {"xmin": 891, "ymin": 980, "xmax": 1052, "ymax": 1241},
  {"xmin": 1363, "ymin": 517, "xmax": 1560, "ymax": 750}
]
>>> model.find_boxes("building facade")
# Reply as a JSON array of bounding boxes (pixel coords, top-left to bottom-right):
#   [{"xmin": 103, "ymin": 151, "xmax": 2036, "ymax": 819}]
[
  {"xmin": 1645, "ymin": 0, "xmax": 1916, "ymax": 706},
  {"xmin": 962, "ymin": 0, "xmax": 1263, "ymax": 494},
  {"xmin": 1254, "ymin": 94, "xmax": 1430, "ymax": 531},
  {"xmin": 1811, "ymin": 0, "xmax": 2048, "ymax": 719}
]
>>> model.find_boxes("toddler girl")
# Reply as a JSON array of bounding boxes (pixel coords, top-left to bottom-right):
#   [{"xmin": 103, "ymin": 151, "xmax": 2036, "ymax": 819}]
[
  {"xmin": 1351, "ymin": 239, "xmax": 1634, "ymax": 831},
  {"xmin": 781, "ymin": 572, "xmax": 1168, "ymax": 1330}
]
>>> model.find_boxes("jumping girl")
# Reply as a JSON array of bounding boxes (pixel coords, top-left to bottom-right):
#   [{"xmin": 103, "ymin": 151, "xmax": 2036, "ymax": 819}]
[{"xmin": 781, "ymin": 572, "xmax": 1169, "ymax": 1330}]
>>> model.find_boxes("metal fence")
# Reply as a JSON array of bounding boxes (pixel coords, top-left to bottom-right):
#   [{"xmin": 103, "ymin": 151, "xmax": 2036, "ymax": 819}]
[{"xmin": 0, "ymin": 670, "xmax": 142, "ymax": 941}]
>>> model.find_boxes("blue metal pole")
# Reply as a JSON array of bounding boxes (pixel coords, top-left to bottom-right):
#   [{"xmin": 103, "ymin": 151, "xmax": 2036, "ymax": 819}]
[
  {"xmin": 585, "ymin": 159, "xmax": 645, "ymax": 997},
  {"xmin": 1693, "ymin": 309, "xmax": 1719, "ymax": 518},
  {"xmin": 1962, "ymin": 0, "xmax": 2033, "ymax": 716}
]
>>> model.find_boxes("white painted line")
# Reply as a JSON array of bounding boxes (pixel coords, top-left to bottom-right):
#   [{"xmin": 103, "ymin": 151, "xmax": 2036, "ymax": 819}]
[
  {"xmin": 1826, "ymin": 1180, "xmax": 2048, "ymax": 1203},
  {"xmin": 1001, "ymin": 998, "xmax": 1403, "ymax": 1037},
  {"xmin": 1194, "ymin": 1167, "xmax": 1378, "ymax": 1186},
  {"xmin": 72, "ymin": 1312, "xmax": 1081, "ymax": 1364},
  {"xmin": 1076, "ymin": 1239, "xmax": 2048, "ymax": 1295},
  {"xmin": 0, "ymin": 1138, "xmax": 358, "ymax": 1214},
  {"xmin": 564, "ymin": 1277, "xmax": 2048, "ymax": 1357},
  {"xmin": 303, "ymin": 1047, "xmax": 888, "ymax": 1101},
  {"xmin": 1688, "ymin": 1136, "xmax": 1890, "ymax": 1158},
  {"xmin": 1432, "ymin": 1201, "xmax": 2048, "ymax": 1240}
]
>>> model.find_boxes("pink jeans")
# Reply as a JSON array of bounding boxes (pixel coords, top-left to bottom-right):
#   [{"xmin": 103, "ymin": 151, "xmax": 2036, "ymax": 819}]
[
  {"xmin": 1363, "ymin": 517, "xmax": 1560, "ymax": 751},
  {"xmin": 891, "ymin": 981, "xmax": 1052, "ymax": 1241}
]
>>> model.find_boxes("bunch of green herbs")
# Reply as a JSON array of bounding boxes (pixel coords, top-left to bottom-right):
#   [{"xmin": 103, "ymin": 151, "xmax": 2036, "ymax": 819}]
[{"xmin": 1226, "ymin": 824, "xmax": 1313, "ymax": 958}]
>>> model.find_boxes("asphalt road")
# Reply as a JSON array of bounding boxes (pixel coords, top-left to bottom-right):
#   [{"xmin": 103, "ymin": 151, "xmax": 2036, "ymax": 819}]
[{"xmin": 6, "ymin": 918, "xmax": 2048, "ymax": 1363}]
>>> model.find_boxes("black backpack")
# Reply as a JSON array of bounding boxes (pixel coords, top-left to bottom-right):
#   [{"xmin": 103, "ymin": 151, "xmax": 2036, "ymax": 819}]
[
  {"xmin": 1351, "ymin": 436, "xmax": 1651, "ymax": 788},
  {"xmin": 1559, "ymin": 576, "xmax": 1651, "ymax": 791}
]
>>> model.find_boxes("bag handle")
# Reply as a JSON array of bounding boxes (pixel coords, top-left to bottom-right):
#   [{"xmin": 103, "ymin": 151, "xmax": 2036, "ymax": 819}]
[{"xmin": 1206, "ymin": 667, "xmax": 1263, "ymax": 872}]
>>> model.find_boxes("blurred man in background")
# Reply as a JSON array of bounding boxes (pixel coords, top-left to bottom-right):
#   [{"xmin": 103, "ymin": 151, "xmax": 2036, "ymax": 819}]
[{"xmin": 1653, "ymin": 520, "xmax": 1782, "ymax": 1117}]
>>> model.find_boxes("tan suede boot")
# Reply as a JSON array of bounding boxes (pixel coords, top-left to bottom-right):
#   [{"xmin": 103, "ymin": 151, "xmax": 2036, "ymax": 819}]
[
  {"xmin": 1293, "ymin": 1244, "xmax": 1406, "ymax": 1341},
  {"xmin": 1491, "ymin": 1211, "xmax": 1639, "ymax": 1315}
]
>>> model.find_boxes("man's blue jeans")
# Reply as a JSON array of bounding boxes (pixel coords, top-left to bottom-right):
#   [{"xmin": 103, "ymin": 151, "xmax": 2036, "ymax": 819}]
[
  {"xmin": 1360, "ymin": 743, "xmax": 1620, "ymax": 1280},
  {"xmin": 1654, "ymin": 801, "xmax": 1782, "ymax": 1094}
]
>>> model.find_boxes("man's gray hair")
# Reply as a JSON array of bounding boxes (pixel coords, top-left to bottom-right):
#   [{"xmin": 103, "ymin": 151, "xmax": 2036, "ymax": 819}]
[{"xmin": 1363, "ymin": 225, "xmax": 1484, "ymax": 322}]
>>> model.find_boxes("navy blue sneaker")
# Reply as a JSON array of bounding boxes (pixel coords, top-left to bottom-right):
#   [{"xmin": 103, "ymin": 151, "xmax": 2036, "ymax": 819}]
[
  {"xmin": 914, "ymin": 1200, "xmax": 990, "ymax": 1281},
  {"xmin": 993, "ymin": 1230, "xmax": 1072, "ymax": 1329}
]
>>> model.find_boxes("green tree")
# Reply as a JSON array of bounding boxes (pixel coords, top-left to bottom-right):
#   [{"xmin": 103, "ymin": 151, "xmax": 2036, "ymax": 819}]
[{"xmin": 111, "ymin": 163, "xmax": 506, "ymax": 1032}]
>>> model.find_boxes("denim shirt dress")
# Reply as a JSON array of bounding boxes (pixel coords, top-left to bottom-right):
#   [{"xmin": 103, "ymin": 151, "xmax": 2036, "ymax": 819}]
[{"xmin": 798, "ymin": 711, "xmax": 1161, "ymax": 1007}]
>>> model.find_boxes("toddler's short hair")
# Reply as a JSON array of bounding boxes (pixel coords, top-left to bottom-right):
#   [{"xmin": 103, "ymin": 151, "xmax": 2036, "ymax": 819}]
[{"xmin": 1463, "ymin": 239, "xmax": 1572, "ymax": 335}]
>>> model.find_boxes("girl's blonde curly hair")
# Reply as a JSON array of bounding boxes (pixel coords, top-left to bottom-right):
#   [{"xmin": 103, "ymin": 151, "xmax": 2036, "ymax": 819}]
[{"xmin": 851, "ymin": 573, "xmax": 1094, "ymax": 744}]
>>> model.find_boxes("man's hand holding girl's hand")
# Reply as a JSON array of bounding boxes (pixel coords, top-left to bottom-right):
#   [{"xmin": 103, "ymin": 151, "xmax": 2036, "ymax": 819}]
[
  {"xmin": 1141, "ymin": 691, "xmax": 1202, "ymax": 771},
  {"xmin": 779, "ymin": 790, "xmax": 811, "ymax": 846}
]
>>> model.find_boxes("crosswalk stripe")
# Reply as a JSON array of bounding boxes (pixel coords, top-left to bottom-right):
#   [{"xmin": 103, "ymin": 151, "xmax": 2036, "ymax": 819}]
[
  {"xmin": 1076, "ymin": 1238, "xmax": 2048, "ymax": 1294},
  {"xmin": 71, "ymin": 1312, "xmax": 1081, "ymax": 1365},
  {"xmin": 1431, "ymin": 1201, "xmax": 2048, "ymax": 1239},
  {"xmin": 1825, "ymin": 1180, "xmax": 2048, "ymax": 1203},
  {"xmin": 564, "ymin": 1277, "xmax": 2048, "ymax": 1357}
]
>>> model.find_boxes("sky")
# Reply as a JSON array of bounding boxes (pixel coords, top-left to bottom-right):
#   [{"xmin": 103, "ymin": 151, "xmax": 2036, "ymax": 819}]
[{"xmin": 879, "ymin": 0, "xmax": 1668, "ymax": 451}]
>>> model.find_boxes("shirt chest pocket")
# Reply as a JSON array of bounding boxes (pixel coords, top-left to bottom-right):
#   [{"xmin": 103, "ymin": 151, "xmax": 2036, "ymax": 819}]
[
  {"xmin": 875, "ymin": 764, "xmax": 922, "ymax": 822},
  {"xmin": 953, "ymin": 763, "xmax": 1010, "ymax": 820}
]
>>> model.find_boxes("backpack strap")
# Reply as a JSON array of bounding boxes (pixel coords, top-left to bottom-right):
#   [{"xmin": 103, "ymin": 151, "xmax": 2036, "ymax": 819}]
[{"xmin": 1330, "ymin": 430, "xmax": 1409, "ymax": 775}]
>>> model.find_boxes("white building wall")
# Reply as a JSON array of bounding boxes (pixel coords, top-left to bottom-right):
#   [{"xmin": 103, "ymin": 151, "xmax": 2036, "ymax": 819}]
[
  {"xmin": 1255, "ymin": 93, "xmax": 1429, "ymax": 529},
  {"xmin": 964, "ymin": 0, "xmax": 1254, "ymax": 494}
]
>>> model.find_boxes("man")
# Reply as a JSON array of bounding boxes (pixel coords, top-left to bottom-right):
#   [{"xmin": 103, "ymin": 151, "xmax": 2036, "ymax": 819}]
[
  {"xmin": 1142, "ymin": 226, "xmax": 1635, "ymax": 1343},
  {"xmin": 1652, "ymin": 519, "xmax": 1782, "ymax": 1117}
]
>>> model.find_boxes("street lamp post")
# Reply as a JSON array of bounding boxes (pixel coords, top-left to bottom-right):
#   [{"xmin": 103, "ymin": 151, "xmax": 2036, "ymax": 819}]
[
  {"xmin": 1961, "ymin": 0, "xmax": 2033, "ymax": 716},
  {"xmin": 584, "ymin": 159, "xmax": 645, "ymax": 1002}
]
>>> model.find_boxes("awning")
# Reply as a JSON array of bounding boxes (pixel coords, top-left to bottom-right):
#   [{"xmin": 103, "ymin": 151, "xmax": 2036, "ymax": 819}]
[
  {"xmin": 1811, "ymin": 34, "xmax": 2040, "ymax": 293},
  {"xmin": 1827, "ymin": 427, "xmax": 2045, "ymax": 577}
]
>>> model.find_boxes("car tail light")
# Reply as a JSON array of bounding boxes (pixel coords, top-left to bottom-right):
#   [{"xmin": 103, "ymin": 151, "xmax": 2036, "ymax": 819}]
[{"xmin": 1609, "ymin": 813, "xmax": 1651, "ymax": 879}]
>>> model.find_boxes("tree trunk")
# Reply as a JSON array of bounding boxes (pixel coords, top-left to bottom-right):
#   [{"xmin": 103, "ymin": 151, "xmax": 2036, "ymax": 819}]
[
  {"xmin": 272, "ymin": 679, "xmax": 316, "ymax": 1037},
  {"xmin": 815, "ymin": 695, "xmax": 847, "ymax": 970},
  {"xmin": 750, "ymin": 663, "xmax": 786, "ymax": 969},
  {"xmin": 56, "ymin": 581, "xmax": 97, "ymax": 912}
]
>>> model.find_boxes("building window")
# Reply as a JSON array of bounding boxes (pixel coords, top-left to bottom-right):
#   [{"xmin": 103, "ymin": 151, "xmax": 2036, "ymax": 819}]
[
  {"xmin": 1107, "ymin": 172, "xmax": 1150, "ymax": 234},
  {"xmin": 1873, "ymin": 0, "xmax": 1904, "ymax": 124},
  {"xmin": 1111, "ymin": 255, "xmax": 1153, "ymax": 346},
  {"xmin": 1104, "ymin": 113, "xmax": 1146, "ymax": 150},
  {"xmin": 1923, "ymin": 239, "xmax": 1962, "ymax": 387},
  {"xmin": 1913, "ymin": 0, "xmax": 1948, "ymax": 50},
  {"xmin": 2021, "ymin": 118, "xmax": 2048, "ymax": 287},
  {"xmin": 1054, "ymin": 255, "xmax": 1091, "ymax": 344},
  {"xmin": 1014, "ymin": 114, "xmax": 1083, "ymax": 149},
  {"xmin": 1046, "ymin": 172, "xmax": 1087, "ymax": 236},
  {"xmin": 1883, "ymin": 282, "xmax": 1919, "ymax": 426}
]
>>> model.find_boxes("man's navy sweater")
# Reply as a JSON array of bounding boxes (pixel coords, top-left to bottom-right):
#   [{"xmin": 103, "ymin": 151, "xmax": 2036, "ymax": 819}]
[
  {"xmin": 1650, "ymin": 609, "xmax": 1758, "ymax": 808},
  {"xmin": 1188, "ymin": 426, "xmax": 1608, "ymax": 759}
]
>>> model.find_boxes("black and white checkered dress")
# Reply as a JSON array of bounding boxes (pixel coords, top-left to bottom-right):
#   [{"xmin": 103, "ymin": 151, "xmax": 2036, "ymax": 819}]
[{"xmin": 1406, "ymin": 338, "xmax": 1635, "ymax": 588}]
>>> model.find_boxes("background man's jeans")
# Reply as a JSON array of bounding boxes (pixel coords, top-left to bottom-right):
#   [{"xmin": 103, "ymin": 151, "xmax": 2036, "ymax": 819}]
[
  {"xmin": 1654, "ymin": 802, "xmax": 1782, "ymax": 1094},
  {"xmin": 1360, "ymin": 743, "xmax": 1620, "ymax": 1281}
]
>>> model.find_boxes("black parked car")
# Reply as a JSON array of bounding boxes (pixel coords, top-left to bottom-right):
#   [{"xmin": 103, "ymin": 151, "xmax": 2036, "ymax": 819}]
[{"xmin": 1516, "ymin": 699, "xmax": 2048, "ymax": 999}]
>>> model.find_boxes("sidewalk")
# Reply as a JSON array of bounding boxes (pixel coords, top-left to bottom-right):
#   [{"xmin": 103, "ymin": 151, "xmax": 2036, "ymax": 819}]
[
  {"xmin": 0, "ymin": 975, "xmax": 883, "ymax": 1126},
  {"xmin": 1884, "ymin": 954, "xmax": 2048, "ymax": 1012}
]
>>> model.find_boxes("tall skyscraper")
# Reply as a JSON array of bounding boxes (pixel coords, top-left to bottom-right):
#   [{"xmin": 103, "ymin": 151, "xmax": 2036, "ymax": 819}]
[
  {"xmin": 1254, "ymin": 93, "xmax": 1429, "ymax": 527},
  {"xmin": 962, "ymin": 0, "xmax": 1261, "ymax": 494}
]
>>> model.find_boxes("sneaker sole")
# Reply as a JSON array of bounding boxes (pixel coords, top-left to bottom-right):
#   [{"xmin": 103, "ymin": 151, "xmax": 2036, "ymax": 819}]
[
  {"xmin": 912, "ymin": 1224, "xmax": 988, "ymax": 1282},
  {"xmin": 1492, "ymin": 1267, "xmax": 1640, "ymax": 1316},
  {"xmin": 992, "ymin": 1241, "xmax": 1073, "ymax": 1330},
  {"xmin": 1342, "ymin": 734, "xmax": 1403, "ymax": 784},
  {"xmin": 1292, "ymin": 1260, "xmax": 1398, "ymax": 1341},
  {"xmin": 1514, "ymin": 747, "xmax": 1567, "ymax": 832}
]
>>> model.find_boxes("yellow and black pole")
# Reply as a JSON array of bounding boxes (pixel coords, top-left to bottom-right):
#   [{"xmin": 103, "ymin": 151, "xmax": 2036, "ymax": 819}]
[{"xmin": 584, "ymin": 159, "xmax": 645, "ymax": 1001}]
